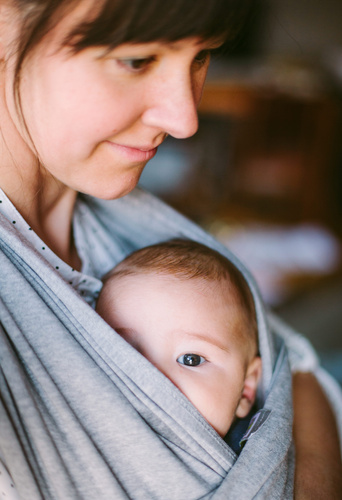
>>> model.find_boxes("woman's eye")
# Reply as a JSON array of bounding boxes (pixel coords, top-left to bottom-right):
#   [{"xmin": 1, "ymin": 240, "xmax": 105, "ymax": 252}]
[
  {"xmin": 193, "ymin": 50, "xmax": 211, "ymax": 68},
  {"xmin": 118, "ymin": 56, "xmax": 155, "ymax": 72},
  {"xmin": 177, "ymin": 353, "xmax": 206, "ymax": 367}
]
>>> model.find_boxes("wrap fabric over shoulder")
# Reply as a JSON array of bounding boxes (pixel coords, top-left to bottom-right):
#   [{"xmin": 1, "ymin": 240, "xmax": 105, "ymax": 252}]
[{"xmin": 0, "ymin": 186, "xmax": 325, "ymax": 499}]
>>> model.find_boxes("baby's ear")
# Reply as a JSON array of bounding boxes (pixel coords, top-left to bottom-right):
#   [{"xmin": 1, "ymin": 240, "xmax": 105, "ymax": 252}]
[{"xmin": 236, "ymin": 356, "xmax": 262, "ymax": 419}]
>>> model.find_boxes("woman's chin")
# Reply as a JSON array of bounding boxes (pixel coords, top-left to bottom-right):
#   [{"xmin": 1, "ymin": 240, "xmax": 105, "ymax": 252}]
[{"xmin": 82, "ymin": 175, "xmax": 143, "ymax": 201}]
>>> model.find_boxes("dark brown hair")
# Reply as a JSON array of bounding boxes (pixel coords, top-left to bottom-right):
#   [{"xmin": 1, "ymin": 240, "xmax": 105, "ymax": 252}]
[
  {"xmin": 13, "ymin": 0, "xmax": 254, "ymax": 83},
  {"xmin": 105, "ymin": 238, "xmax": 258, "ymax": 347}
]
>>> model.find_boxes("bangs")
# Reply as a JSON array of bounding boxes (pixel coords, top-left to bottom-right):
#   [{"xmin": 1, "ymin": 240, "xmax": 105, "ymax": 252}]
[{"xmin": 66, "ymin": 0, "xmax": 253, "ymax": 51}]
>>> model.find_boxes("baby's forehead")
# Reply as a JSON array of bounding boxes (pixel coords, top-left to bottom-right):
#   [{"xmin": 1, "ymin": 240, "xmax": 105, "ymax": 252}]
[
  {"xmin": 110, "ymin": 268, "xmax": 245, "ymax": 309},
  {"xmin": 109, "ymin": 270, "xmax": 256, "ymax": 345}
]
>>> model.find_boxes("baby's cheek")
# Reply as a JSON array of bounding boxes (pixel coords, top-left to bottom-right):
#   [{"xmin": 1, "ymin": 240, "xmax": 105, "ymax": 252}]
[
  {"xmin": 200, "ymin": 389, "xmax": 238, "ymax": 437},
  {"xmin": 174, "ymin": 371, "xmax": 233, "ymax": 436}
]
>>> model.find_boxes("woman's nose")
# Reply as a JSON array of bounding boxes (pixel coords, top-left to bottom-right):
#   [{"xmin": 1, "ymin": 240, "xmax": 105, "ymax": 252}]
[{"xmin": 142, "ymin": 71, "xmax": 203, "ymax": 139}]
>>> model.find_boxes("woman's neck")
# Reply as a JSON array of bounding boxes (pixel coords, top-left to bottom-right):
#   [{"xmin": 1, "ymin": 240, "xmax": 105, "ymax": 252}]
[
  {"xmin": 1, "ymin": 167, "xmax": 81, "ymax": 270},
  {"xmin": 30, "ymin": 185, "xmax": 81, "ymax": 270},
  {"xmin": 0, "ymin": 97, "xmax": 82, "ymax": 269}
]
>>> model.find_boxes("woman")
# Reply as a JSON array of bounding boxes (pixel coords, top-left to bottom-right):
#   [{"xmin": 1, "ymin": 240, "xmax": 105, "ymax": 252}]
[{"xmin": 0, "ymin": 0, "xmax": 340, "ymax": 498}]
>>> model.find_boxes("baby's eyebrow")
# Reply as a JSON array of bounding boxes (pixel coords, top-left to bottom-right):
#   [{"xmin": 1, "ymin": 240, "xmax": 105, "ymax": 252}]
[
  {"xmin": 180, "ymin": 331, "xmax": 230, "ymax": 353},
  {"xmin": 114, "ymin": 326, "xmax": 135, "ymax": 336}
]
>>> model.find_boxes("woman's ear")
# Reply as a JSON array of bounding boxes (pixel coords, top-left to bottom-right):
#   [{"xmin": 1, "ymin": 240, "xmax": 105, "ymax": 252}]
[{"xmin": 236, "ymin": 356, "xmax": 262, "ymax": 419}]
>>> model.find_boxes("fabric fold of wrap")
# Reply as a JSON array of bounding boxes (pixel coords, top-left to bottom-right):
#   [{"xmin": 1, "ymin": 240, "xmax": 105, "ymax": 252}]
[{"xmin": 1, "ymin": 187, "xmax": 335, "ymax": 499}]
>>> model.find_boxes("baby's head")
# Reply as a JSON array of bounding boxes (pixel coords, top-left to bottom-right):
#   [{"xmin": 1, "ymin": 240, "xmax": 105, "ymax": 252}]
[{"xmin": 96, "ymin": 239, "xmax": 262, "ymax": 437}]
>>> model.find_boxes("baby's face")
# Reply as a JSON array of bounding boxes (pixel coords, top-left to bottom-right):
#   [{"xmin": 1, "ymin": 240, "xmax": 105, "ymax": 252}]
[{"xmin": 97, "ymin": 273, "xmax": 260, "ymax": 437}]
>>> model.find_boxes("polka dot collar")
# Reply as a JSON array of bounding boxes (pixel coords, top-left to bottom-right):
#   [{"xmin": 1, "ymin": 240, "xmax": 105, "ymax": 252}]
[{"xmin": 0, "ymin": 189, "xmax": 102, "ymax": 307}]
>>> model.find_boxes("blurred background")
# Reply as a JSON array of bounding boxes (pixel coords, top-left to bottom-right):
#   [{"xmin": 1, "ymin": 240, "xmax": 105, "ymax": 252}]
[{"xmin": 139, "ymin": 0, "xmax": 342, "ymax": 384}]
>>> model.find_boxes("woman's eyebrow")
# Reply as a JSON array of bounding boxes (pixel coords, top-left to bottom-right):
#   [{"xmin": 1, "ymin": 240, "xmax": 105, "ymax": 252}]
[{"xmin": 201, "ymin": 35, "xmax": 226, "ymax": 50}]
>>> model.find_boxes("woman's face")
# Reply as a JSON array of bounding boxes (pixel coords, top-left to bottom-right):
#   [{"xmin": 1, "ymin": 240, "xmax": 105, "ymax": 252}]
[{"xmin": 3, "ymin": 4, "xmax": 218, "ymax": 200}]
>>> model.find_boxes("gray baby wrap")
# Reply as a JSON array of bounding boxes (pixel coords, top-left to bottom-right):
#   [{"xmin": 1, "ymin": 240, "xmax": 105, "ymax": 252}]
[{"xmin": 0, "ymin": 188, "xmax": 338, "ymax": 499}]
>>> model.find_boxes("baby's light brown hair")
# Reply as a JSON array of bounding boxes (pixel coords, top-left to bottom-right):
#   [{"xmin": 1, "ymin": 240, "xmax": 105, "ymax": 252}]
[{"xmin": 101, "ymin": 239, "xmax": 258, "ymax": 354}]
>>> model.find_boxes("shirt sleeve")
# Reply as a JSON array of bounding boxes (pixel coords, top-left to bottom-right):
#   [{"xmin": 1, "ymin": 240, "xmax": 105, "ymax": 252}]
[{"xmin": 267, "ymin": 311, "xmax": 320, "ymax": 373}]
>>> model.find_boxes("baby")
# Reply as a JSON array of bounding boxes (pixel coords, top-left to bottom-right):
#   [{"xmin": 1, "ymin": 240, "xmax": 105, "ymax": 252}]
[{"xmin": 96, "ymin": 239, "xmax": 262, "ymax": 439}]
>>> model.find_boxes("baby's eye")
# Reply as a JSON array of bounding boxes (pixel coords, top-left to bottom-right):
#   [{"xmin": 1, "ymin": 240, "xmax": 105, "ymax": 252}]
[
  {"xmin": 117, "ymin": 56, "xmax": 156, "ymax": 72},
  {"xmin": 177, "ymin": 353, "xmax": 206, "ymax": 367}
]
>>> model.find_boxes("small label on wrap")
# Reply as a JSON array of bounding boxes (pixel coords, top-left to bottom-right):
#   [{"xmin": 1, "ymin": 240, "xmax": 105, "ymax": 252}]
[{"xmin": 239, "ymin": 409, "xmax": 271, "ymax": 449}]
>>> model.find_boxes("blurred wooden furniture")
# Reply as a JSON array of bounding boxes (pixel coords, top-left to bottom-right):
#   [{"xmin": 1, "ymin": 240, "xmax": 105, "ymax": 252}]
[
  {"xmin": 198, "ymin": 78, "xmax": 341, "ymax": 226},
  {"xmin": 199, "ymin": 82, "xmax": 258, "ymax": 118}
]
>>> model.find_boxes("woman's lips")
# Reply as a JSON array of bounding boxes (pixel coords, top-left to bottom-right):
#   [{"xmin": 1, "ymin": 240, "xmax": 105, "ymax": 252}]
[{"xmin": 105, "ymin": 141, "xmax": 158, "ymax": 162}]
